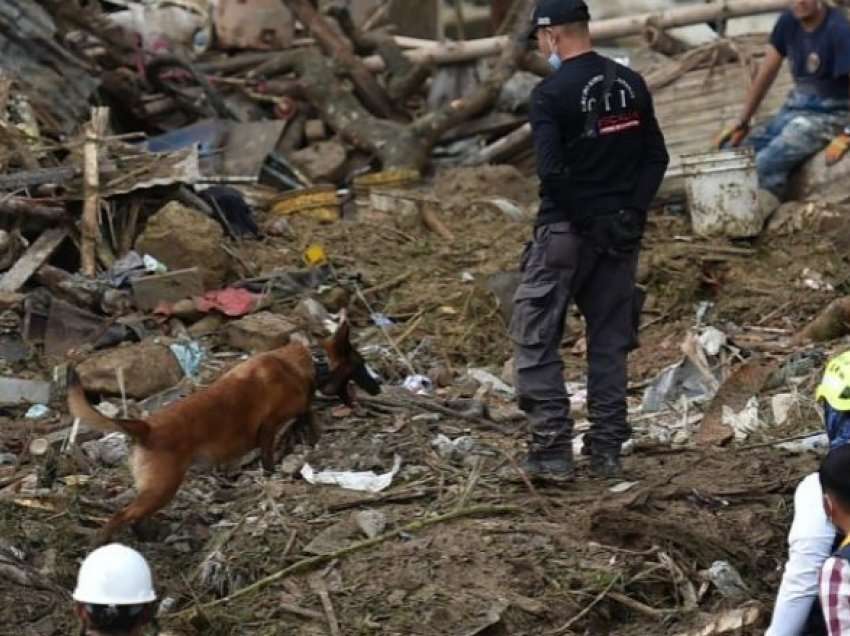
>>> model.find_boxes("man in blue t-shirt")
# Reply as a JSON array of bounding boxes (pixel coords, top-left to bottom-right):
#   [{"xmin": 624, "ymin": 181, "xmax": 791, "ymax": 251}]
[{"xmin": 716, "ymin": 0, "xmax": 850, "ymax": 203}]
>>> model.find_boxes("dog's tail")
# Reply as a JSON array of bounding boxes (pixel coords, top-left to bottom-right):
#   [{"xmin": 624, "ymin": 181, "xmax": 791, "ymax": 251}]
[{"xmin": 66, "ymin": 367, "xmax": 151, "ymax": 442}]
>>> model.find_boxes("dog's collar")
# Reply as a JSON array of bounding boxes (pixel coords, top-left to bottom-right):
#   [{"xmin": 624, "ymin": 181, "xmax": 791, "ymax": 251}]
[{"xmin": 311, "ymin": 345, "xmax": 331, "ymax": 388}]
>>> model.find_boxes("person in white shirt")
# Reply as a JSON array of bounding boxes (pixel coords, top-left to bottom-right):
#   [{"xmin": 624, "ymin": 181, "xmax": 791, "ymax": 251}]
[{"xmin": 767, "ymin": 351, "xmax": 850, "ymax": 636}]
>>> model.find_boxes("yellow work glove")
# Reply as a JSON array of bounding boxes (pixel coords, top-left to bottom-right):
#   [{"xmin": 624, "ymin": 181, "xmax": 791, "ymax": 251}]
[
  {"xmin": 714, "ymin": 121, "xmax": 750, "ymax": 150},
  {"xmin": 825, "ymin": 133, "xmax": 850, "ymax": 166}
]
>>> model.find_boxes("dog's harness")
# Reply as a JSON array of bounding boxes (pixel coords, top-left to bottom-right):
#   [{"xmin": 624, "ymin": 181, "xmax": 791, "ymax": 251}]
[{"xmin": 311, "ymin": 346, "xmax": 331, "ymax": 388}]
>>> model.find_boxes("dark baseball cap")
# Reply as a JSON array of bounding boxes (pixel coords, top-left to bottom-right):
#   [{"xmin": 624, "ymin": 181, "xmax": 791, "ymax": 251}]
[{"xmin": 526, "ymin": 0, "xmax": 591, "ymax": 41}]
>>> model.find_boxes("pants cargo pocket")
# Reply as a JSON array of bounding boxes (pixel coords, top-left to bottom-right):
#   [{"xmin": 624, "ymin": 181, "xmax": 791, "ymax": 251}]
[
  {"xmin": 509, "ymin": 281, "xmax": 557, "ymax": 347},
  {"xmin": 543, "ymin": 224, "xmax": 580, "ymax": 271}
]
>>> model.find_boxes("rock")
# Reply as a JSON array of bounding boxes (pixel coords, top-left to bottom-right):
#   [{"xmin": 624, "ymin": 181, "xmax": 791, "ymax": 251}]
[
  {"xmin": 279, "ymin": 453, "xmax": 305, "ymax": 476},
  {"xmin": 135, "ymin": 202, "xmax": 230, "ymax": 288},
  {"xmin": 354, "ymin": 509, "xmax": 387, "ymax": 539},
  {"xmin": 304, "ymin": 119, "xmax": 327, "ymax": 142},
  {"xmin": 226, "ymin": 311, "xmax": 298, "ymax": 352},
  {"xmin": 76, "ymin": 341, "xmax": 184, "ymax": 398},
  {"xmin": 131, "ymin": 268, "xmax": 205, "ymax": 311},
  {"xmin": 428, "ymin": 365, "xmax": 454, "ymax": 388},
  {"xmin": 0, "ymin": 377, "xmax": 51, "ymax": 406},
  {"xmin": 82, "ymin": 433, "xmax": 129, "ymax": 466},
  {"xmin": 304, "ymin": 517, "xmax": 359, "ymax": 555},
  {"xmin": 290, "ymin": 140, "xmax": 347, "ymax": 184},
  {"xmin": 188, "ymin": 314, "xmax": 225, "ymax": 337}
]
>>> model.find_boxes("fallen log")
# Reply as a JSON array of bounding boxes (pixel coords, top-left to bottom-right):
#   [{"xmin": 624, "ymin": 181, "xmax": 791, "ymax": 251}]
[
  {"xmin": 794, "ymin": 296, "xmax": 850, "ymax": 345},
  {"xmin": 251, "ymin": 26, "xmax": 526, "ymax": 171},
  {"xmin": 284, "ymin": 0, "xmax": 397, "ymax": 119},
  {"xmin": 0, "ymin": 197, "xmax": 69, "ymax": 223},
  {"xmin": 364, "ymin": 0, "xmax": 790, "ymax": 70},
  {"xmin": 328, "ymin": 5, "xmax": 433, "ymax": 102}
]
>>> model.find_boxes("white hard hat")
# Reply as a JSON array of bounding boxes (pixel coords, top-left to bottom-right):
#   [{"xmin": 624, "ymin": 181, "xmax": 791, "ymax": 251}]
[{"xmin": 73, "ymin": 544, "xmax": 156, "ymax": 605}]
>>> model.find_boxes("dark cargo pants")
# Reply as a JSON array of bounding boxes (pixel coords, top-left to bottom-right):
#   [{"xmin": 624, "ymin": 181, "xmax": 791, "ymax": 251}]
[{"xmin": 508, "ymin": 221, "xmax": 639, "ymax": 456}]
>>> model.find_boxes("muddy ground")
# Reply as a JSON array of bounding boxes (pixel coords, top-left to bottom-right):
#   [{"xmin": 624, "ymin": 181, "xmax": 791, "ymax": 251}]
[{"xmin": 1, "ymin": 166, "xmax": 847, "ymax": 635}]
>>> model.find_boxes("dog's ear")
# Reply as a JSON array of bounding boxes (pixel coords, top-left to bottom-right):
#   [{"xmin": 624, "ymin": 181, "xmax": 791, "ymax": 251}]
[{"xmin": 332, "ymin": 315, "xmax": 352, "ymax": 356}]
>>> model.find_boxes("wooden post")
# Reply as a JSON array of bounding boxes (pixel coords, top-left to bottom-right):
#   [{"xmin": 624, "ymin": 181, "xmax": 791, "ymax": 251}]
[{"xmin": 81, "ymin": 107, "xmax": 108, "ymax": 278}]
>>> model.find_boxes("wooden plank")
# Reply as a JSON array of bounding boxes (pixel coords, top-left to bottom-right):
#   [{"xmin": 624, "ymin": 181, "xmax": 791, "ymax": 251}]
[{"xmin": 0, "ymin": 227, "xmax": 69, "ymax": 293}]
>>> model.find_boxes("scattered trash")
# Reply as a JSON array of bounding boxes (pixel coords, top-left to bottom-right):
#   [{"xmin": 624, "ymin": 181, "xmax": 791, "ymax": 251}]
[
  {"xmin": 771, "ymin": 393, "xmax": 799, "ymax": 426},
  {"xmin": 723, "ymin": 397, "xmax": 763, "ymax": 441},
  {"xmin": 169, "ymin": 341, "xmax": 205, "ymax": 381},
  {"xmin": 143, "ymin": 255, "xmax": 167, "ymax": 274},
  {"xmin": 702, "ymin": 561, "xmax": 749, "ymax": 601},
  {"xmin": 24, "ymin": 404, "xmax": 49, "ymax": 420},
  {"xmin": 642, "ymin": 359, "xmax": 715, "ymax": 413},
  {"xmin": 431, "ymin": 434, "xmax": 476, "ymax": 463},
  {"xmin": 609, "ymin": 481, "xmax": 639, "ymax": 494},
  {"xmin": 799, "ymin": 268, "xmax": 833, "ymax": 292},
  {"xmin": 778, "ymin": 433, "xmax": 829, "ymax": 454},
  {"xmin": 403, "ymin": 375, "xmax": 433, "ymax": 396},
  {"xmin": 698, "ymin": 326, "xmax": 727, "ymax": 357},
  {"xmin": 371, "ymin": 313, "xmax": 394, "ymax": 328},
  {"xmin": 467, "ymin": 368, "xmax": 514, "ymax": 397},
  {"xmin": 301, "ymin": 455, "xmax": 402, "ymax": 494}
]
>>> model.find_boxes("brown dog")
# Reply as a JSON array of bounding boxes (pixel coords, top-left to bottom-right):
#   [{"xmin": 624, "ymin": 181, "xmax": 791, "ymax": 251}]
[{"xmin": 67, "ymin": 317, "xmax": 381, "ymax": 542}]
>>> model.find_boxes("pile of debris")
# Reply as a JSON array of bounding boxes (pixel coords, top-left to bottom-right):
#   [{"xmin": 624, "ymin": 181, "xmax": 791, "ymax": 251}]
[{"xmin": 3, "ymin": 1, "xmax": 850, "ymax": 635}]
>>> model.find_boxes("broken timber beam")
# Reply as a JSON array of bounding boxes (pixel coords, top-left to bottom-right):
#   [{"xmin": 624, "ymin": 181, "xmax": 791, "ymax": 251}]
[
  {"xmin": 0, "ymin": 227, "xmax": 69, "ymax": 293},
  {"xmin": 364, "ymin": 0, "xmax": 790, "ymax": 70}
]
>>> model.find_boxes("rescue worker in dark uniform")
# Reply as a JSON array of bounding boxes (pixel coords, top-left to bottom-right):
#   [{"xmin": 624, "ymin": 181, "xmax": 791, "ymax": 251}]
[{"xmin": 510, "ymin": 0, "xmax": 669, "ymax": 481}]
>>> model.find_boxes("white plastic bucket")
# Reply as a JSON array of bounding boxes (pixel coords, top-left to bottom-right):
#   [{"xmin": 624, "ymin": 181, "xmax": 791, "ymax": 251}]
[{"xmin": 681, "ymin": 148, "xmax": 761, "ymax": 238}]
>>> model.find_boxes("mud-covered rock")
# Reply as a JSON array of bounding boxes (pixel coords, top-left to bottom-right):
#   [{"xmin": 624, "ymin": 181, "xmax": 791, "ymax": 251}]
[{"xmin": 135, "ymin": 202, "xmax": 230, "ymax": 288}]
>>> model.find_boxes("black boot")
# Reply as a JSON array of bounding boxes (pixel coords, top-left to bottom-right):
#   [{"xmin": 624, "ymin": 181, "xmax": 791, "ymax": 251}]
[
  {"xmin": 522, "ymin": 449, "xmax": 575, "ymax": 483},
  {"xmin": 590, "ymin": 450, "xmax": 623, "ymax": 479}
]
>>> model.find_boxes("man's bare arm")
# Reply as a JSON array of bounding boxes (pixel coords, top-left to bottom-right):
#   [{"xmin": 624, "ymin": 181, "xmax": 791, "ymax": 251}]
[{"xmin": 737, "ymin": 45, "xmax": 784, "ymax": 125}]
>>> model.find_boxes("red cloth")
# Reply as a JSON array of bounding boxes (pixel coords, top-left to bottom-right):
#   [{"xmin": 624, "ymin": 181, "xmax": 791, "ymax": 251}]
[{"xmin": 194, "ymin": 288, "xmax": 261, "ymax": 317}]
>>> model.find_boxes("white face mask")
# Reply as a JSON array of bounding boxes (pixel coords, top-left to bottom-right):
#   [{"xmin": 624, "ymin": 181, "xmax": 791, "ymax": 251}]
[{"xmin": 547, "ymin": 34, "xmax": 561, "ymax": 70}]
